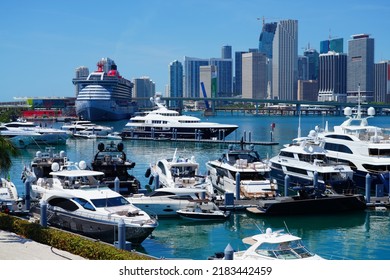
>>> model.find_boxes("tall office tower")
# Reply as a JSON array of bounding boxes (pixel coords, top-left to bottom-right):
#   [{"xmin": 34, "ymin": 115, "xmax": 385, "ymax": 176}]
[
  {"xmin": 303, "ymin": 48, "xmax": 319, "ymax": 80},
  {"xmin": 210, "ymin": 58, "xmax": 233, "ymax": 96},
  {"xmin": 347, "ymin": 34, "xmax": 375, "ymax": 102},
  {"xmin": 318, "ymin": 52, "xmax": 347, "ymax": 102},
  {"xmin": 200, "ymin": 65, "xmax": 217, "ymax": 99},
  {"xmin": 298, "ymin": 56, "xmax": 308, "ymax": 81},
  {"xmin": 374, "ymin": 61, "xmax": 390, "ymax": 103},
  {"xmin": 258, "ymin": 22, "xmax": 277, "ymax": 58},
  {"xmin": 297, "ymin": 80, "xmax": 318, "ymax": 101},
  {"xmin": 74, "ymin": 66, "xmax": 89, "ymax": 96},
  {"xmin": 242, "ymin": 52, "xmax": 268, "ymax": 99},
  {"xmin": 169, "ymin": 60, "xmax": 183, "ymax": 108},
  {"xmin": 133, "ymin": 77, "xmax": 156, "ymax": 107},
  {"xmin": 184, "ymin": 56, "xmax": 209, "ymax": 98},
  {"xmin": 221, "ymin": 45, "xmax": 232, "ymax": 59},
  {"xmin": 272, "ymin": 19, "xmax": 298, "ymax": 100},
  {"xmin": 320, "ymin": 38, "xmax": 344, "ymax": 54},
  {"xmin": 234, "ymin": 51, "xmax": 246, "ymax": 95}
]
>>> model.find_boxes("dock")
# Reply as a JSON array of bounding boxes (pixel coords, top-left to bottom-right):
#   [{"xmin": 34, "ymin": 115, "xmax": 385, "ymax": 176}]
[{"xmin": 122, "ymin": 136, "xmax": 279, "ymax": 146}]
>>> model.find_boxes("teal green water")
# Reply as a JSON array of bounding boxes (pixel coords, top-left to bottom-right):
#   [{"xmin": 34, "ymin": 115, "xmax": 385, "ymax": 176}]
[{"xmin": 6, "ymin": 112, "xmax": 390, "ymax": 260}]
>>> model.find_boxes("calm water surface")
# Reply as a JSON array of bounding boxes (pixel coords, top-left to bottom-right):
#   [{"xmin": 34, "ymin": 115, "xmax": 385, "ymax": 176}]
[{"xmin": 6, "ymin": 112, "xmax": 390, "ymax": 260}]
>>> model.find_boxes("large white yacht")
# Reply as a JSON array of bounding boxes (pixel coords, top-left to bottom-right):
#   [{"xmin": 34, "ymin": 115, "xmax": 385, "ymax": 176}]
[
  {"xmin": 29, "ymin": 161, "xmax": 158, "ymax": 244},
  {"xmin": 122, "ymin": 97, "xmax": 238, "ymax": 140},
  {"xmin": 269, "ymin": 135, "xmax": 355, "ymax": 194},
  {"xmin": 0, "ymin": 124, "xmax": 41, "ymax": 148},
  {"xmin": 206, "ymin": 144, "xmax": 278, "ymax": 199},
  {"xmin": 312, "ymin": 105, "xmax": 390, "ymax": 195},
  {"xmin": 4, "ymin": 120, "xmax": 71, "ymax": 145}
]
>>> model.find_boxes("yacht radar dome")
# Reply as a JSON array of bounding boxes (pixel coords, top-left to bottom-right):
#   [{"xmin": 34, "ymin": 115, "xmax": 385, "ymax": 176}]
[
  {"xmin": 367, "ymin": 107, "xmax": 375, "ymax": 116},
  {"xmin": 51, "ymin": 162, "xmax": 60, "ymax": 172},
  {"xmin": 344, "ymin": 107, "xmax": 352, "ymax": 116},
  {"xmin": 79, "ymin": 161, "xmax": 87, "ymax": 170}
]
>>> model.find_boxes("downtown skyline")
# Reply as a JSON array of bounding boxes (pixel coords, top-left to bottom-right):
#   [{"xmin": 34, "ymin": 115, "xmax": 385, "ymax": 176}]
[{"xmin": 1, "ymin": 0, "xmax": 389, "ymax": 101}]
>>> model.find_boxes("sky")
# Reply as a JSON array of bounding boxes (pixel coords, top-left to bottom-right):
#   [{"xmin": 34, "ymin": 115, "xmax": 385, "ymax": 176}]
[{"xmin": 0, "ymin": 0, "xmax": 389, "ymax": 102}]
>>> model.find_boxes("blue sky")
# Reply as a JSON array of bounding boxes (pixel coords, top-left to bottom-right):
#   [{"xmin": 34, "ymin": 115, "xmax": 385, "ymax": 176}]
[{"xmin": 0, "ymin": 0, "xmax": 389, "ymax": 102}]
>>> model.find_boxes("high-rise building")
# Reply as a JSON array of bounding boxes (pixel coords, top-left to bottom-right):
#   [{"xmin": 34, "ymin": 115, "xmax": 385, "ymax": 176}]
[
  {"xmin": 303, "ymin": 48, "xmax": 319, "ymax": 80},
  {"xmin": 221, "ymin": 45, "xmax": 232, "ymax": 59},
  {"xmin": 297, "ymin": 80, "xmax": 318, "ymax": 101},
  {"xmin": 272, "ymin": 19, "xmax": 298, "ymax": 100},
  {"xmin": 347, "ymin": 34, "xmax": 375, "ymax": 102},
  {"xmin": 184, "ymin": 56, "xmax": 209, "ymax": 98},
  {"xmin": 318, "ymin": 52, "xmax": 347, "ymax": 102},
  {"xmin": 258, "ymin": 22, "xmax": 277, "ymax": 59},
  {"xmin": 374, "ymin": 61, "xmax": 390, "ymax": 103},
  {"xmin": 242, "ymin": 52, "xmax": 268, "ymax": 99},
  {"xmin": 169, "ymin": 60, "xmax": 183, "ymax": 108},
  {"xmin": 298, "ymin": 56, "xmax": 308, "ymax": 81},
  {"xmin": 234, "ymin": 51, "xmax": 246, "ymax": 95},
  {"xmin": 320, "ymin": 38, "xmax": 344, "ymax": 54},
  {"xmin": 200, "ymin": 65, "xmax": 217, "ymax": 99},
  {"xmin": 74, "ymin": 66, "xmax": 89, "ymax": 96},
  {"xmin": 133, "ymin": 77, "xmax": 156, "ymax": 107},
  {"xmin": 210, "ymin": 58, "xmax": 233, "ymax": 96}
]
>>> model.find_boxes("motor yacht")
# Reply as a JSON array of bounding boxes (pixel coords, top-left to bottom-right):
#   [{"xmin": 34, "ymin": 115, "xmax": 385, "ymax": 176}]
[
  {"xmin": 269, "ymin": 136, "xmax": 355, "ymax": 194},
  {"xmin": 61, "ymin": 120, "xmax": 113, "ymax": 137},
  {"xmin": 206, "ymin": 144, "xmax": 278, "ymax": 199},
  {"xmin": 224, "ymin": 228, "xmax": 324, "ymax": 260},
  {"xmin": 0, "ymin": 178, "xmax": 24, "ymax": 214},
  {"xmin": 3, "ymin": 120, "xmax": 70, "ymax": 145},
  {"xmin": 29, "ymin": 161, "xmax": 158, "ymax": 244},
  {"xmin": 176, "ymin": 200, "xmax": 230, "ymax": 221},
  {"xmin": 313, "ymin": 105, "xmax": 390, "ymax": 195},
  {"xmin": 0, "ymin": 124, "xmax": 41, "ymax": 148},
  {"xmin": 121, "ymin": 97, "xmax": 238, "ymax": 140},
  {"xmin": 145, "ymin": 149, "xmax": 214, "ymax": 194}
]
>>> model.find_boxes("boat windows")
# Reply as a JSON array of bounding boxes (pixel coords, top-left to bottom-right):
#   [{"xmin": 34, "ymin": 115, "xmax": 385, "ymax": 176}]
[
  {"xmin": 325, "ymin": 134, "xmax": 354, "ymax": 141},
  {"xmin": 369, "ymin": 148, "xmax": 390, "ymax": 157},
  {"xmin": 91, "ymin": 196, "xmax": 130, "ymax": 208},
  {"xmin": 279, "ymin": 151, "xmax": 295, "ymax": 158},
  {"xmin": 286, "ymin": 166, "xmax": 308, "ymax": 175},
  {"xmin": 255, "ymin": 240, "xmax": 314, "ymax": 259},
  {"xmin": 324, "ymin": 143, "xmax": 353, "ymax": 154},
  {"xmin": 73, "ymin": 197, "xmax": 96, "ymax": 211},
  {"xmin": 362, "ymin": 164, "xmax": 390, "ymax": 173},
  {"xmin": 158, "ymin": 162, "xmax": 167, "ymax": 175},
  {"xmin": 48, "ymin": 197, "xmax": 79, "ymax": 211}
]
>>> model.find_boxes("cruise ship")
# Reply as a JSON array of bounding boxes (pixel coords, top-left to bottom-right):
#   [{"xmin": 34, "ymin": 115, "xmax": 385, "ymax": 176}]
[
  {"xmin": 121, "ymin": 97, "xmax": 238, "ymax": 140},
  {"xmin": 73, "ymin": 58, "xmax": 137, "ymax": 121}
]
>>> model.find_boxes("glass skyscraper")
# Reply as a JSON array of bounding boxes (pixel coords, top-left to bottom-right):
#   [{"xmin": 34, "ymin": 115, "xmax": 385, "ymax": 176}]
[
  {"xmin": 272, "ymin": 19, "xmax": 298, "ymax": 100},
  {"xmin": 320, "ymin": 38, "xmax": 344, "ymax": 54},
  {"xmin": 184, "ymin": 56, "xmax": 209, "ymax": 98},
  {"xmin": 258, "ymin": 22, "xmax": 277, "ymax": 59},
  {"xmin": 347, "ymin": 34, "xmax": 375, "ymax": 102},
  {"xmin": 169, "ymin": 60, "xmax": 183, "ymax": 108}
]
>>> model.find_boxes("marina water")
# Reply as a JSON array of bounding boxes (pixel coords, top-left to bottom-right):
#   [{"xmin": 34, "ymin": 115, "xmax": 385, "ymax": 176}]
[{"xmin": 7, "ymin": 112, "xmax": 390, "ymax": 260}]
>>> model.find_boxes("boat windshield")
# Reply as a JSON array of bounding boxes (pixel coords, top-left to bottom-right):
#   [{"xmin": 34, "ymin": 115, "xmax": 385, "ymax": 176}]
[
  {"xmin": 254, "ymin": 240, "xmax": 315, "ymax": 259},
  {"xmin": 91, "ymin": 196, "xmax": 130, "ymax": 208}
]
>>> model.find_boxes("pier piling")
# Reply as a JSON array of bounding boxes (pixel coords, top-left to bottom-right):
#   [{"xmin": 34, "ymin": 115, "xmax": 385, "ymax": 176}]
[{"xmin": 40, "ymin": 200, "xmax": 47, "ymax": 228}]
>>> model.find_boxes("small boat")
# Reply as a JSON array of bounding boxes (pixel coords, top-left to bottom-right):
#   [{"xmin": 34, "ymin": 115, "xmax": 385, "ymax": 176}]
[
  {"xmin": 224, "ymin": 228, "xmax": 324, "ymax": 260},
  {"xmin": 176, "ymin": 201, "xmax": 230, "ymax": 221}
]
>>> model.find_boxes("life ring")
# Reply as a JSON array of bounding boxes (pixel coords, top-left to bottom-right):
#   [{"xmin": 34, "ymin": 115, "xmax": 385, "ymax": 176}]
[{"xmin": 17, "ymin": 202, "xmax": 23, "ymax": 210}]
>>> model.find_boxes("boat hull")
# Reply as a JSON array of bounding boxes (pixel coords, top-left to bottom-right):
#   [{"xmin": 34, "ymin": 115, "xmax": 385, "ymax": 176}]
[
  {"xmin": 76, "ymin": 100, "xmax": 137, "ymax": 121},
  {"xmin": 31, "ymin": 206, "xmax": 156, "ymax": 244},
  {"xmin": 177, "ymin": 210, "xmax": 230, "ymax": 221},
  {"xmin": 251, "ymin": 194, "xmax": 366, "ymax": 216}
]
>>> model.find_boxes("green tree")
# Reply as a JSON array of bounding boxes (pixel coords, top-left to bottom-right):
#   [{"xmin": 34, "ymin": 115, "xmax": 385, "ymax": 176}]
[{"xmin": 0, "ymin": 136, "xmax": 20, "ymax": 176}]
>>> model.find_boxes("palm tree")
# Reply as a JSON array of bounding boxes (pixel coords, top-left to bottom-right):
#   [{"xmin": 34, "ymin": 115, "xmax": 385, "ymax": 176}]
[{"xmin": 0, "ymin": 136, "xmax": 20, "ymax": 176}]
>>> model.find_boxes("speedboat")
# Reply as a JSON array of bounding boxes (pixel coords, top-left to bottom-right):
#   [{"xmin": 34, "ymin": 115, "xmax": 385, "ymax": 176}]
[
  {"xmin": 121, "ymin": 96, "xmax": 238, "ymax": 140},
  {"xmin": 269, "ymin": 135, "xmax": 356, "ymax": 194},
  {"xmin": 176, "ymin": 201, "xmax": 230, "ymax": 221},
  {"xmin": 206, "ymin": 144, "xmax": 278, "ymax": 199},
  {"xmin": 3, "ymin": 120, "xmax": 71, "ymax": 145},
  {"xmin": 311, "ymin": 105, "xmax": 390, "ymax": 195},
  {"xmin": 127, "ymin": 187, "xmax": 212, "ymax": 217},
  {"xmin": 145, "ymin": 149, "xmax": 214, "ymax": 194},
  {"xmin": 229, "ymin": 228, "xmax": 324, "ymax": 260},
  {"xmin": 29, "ymin": 161, "xmax": 158, "ymax": 244},
  {"xmin": 91, "ymin": 142, "xmax": 140, "ymax": 196}
]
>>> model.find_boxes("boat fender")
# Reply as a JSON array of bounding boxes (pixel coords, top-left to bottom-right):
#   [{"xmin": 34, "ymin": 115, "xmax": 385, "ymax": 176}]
[
  {"xmin": 148, "ymin": 176, "xmax": 154, "ymax": 185},
  {"xmin": 117, "ymin": 142, "xmax": 124, "ymax": 152},
  {"xmin": 98, "ymin": 143, "xmax": 105, "ymax": 151},
  {"xmin": 145, "ymin": 168, "xmax": 151, "ymax": 178}
]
